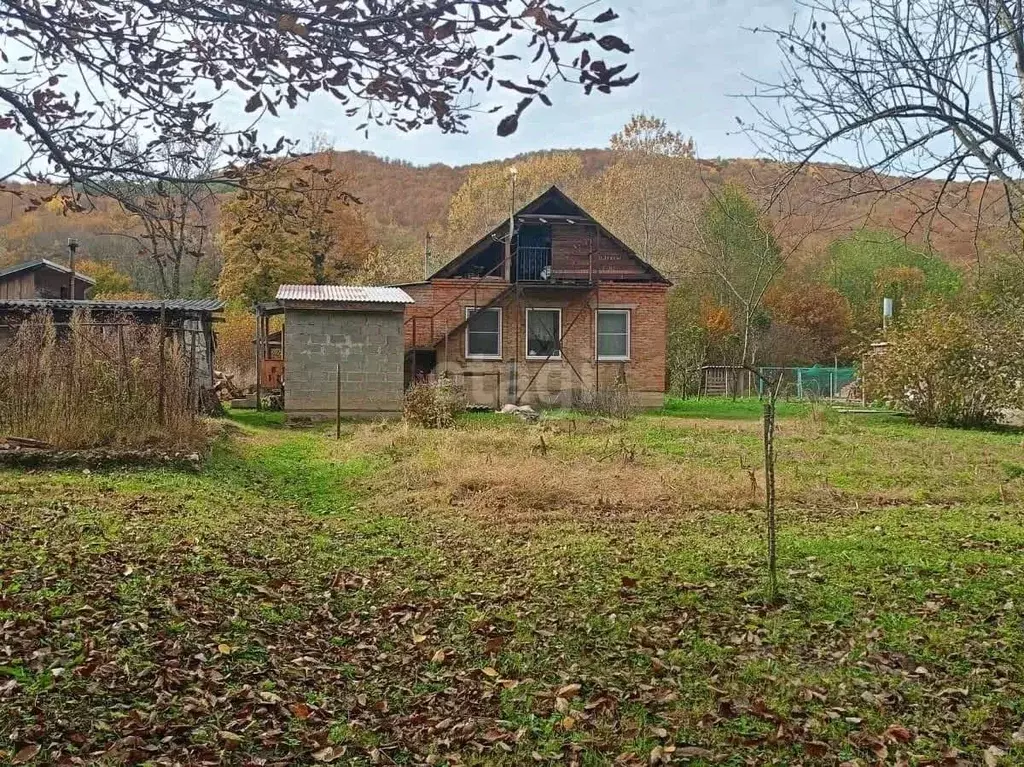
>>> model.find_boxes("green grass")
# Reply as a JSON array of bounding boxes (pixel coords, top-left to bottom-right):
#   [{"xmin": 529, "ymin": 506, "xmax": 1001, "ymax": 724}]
[
  {"xmin": 658, "ymin": 395, "xmax": 811, "ymax": 419},
  {"xmin": 2, "ymin": 406, "xmax": 1024, "ymax": 765}
]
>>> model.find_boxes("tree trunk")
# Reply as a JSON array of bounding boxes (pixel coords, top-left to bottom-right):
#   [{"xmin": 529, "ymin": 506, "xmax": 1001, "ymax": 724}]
[{"xmin": 312, "ymin": 251, "xmax": 326, "ymax": 284}]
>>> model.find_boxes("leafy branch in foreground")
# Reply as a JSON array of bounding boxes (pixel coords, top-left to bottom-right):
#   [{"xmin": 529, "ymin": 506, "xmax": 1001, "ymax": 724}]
[{"xmin": 0, "ymin": 0, "xmax": 635, "ymax": 199}]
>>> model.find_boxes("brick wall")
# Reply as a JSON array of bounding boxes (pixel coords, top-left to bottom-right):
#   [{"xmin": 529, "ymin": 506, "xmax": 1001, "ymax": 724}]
[
  {"xmin": 405, "ymin": 280, "xmax": 668, "ymax": 408},
  {"xmin": 284, "ymin": 307, "xmax": 405, "ymax": 418}
]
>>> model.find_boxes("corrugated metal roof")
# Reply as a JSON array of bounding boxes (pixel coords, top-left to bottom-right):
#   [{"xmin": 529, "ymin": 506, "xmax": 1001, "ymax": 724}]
[
  {"xmin": 0, "ymin": 258, "xmax": 97, "ymax": 284},
  {"xmin": 0, "ymin": 298, "xmax": 224, "ymax": 313},
  {"xmin": 276, "ymin": 284, "xmax": 414, "ymax": 304}
]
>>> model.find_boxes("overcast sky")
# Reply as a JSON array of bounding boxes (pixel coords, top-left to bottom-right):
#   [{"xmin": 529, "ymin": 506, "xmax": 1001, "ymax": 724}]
[
  {"xmin": 0, "ymin": 1, "xmax": 800, "ymax": 172},
  {"xmin": 217, "ymin": 0, "xmax": 799, "ymax": 166}
]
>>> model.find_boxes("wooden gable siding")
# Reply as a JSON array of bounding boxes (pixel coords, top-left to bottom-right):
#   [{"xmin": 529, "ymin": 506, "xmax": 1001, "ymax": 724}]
[
  {"xmin": 550, "ymin": 223, "xmax": 649, "ymax": 281},
  {"xmin": 0, "ymin": 272, "xmax": 35, "ymax": 299}
]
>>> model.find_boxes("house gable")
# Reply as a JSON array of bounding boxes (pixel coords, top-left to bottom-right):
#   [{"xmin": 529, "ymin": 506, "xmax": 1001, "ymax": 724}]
[{"xmin": 431, "ymin": 186, "xmax": 669, "ymax": 284}]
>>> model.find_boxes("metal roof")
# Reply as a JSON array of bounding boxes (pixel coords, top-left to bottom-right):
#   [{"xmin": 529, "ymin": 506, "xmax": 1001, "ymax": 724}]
[
  {"xmin": 276, "ymin": 284, "xmax": 414, "ymax": 304},
  {"xmin": 0, "ymin": 298, "xmax": 224, "ymax": 313},
  {"xmin": 0, "ymin": 258, "xmax": 97, "ymax": 284}
]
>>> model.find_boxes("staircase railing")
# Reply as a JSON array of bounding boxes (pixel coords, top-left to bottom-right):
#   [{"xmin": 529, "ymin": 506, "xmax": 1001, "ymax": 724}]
[{"xmin": 405, "ymin": 253, "xmax": 510, "ymax": 348}]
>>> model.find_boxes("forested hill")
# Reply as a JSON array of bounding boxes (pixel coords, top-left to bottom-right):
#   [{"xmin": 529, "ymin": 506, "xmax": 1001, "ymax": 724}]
[
  {"xmin": 0, "ymin": 147, "xmax": 1004, "ymax": 293},
  {"xmin": 299, "ymin": 149, "xmax": 1001, "ymax": 271}
]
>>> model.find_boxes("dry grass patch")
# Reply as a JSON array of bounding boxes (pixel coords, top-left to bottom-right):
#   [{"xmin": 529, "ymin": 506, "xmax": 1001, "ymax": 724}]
[{"xmin": 340, "ymin": 410, "xmax": 1024, "ymax": 535}]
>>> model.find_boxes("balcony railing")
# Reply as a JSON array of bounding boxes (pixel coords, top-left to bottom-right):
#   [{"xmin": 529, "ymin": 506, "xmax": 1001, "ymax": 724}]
[{"xmin": 515, "ymin": 246, "xmax": 552, "ymax": 281}]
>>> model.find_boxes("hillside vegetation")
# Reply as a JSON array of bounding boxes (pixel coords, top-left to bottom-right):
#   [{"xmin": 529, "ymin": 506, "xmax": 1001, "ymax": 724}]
[{"xmin": 0, "ymin": 115, "xmax": 1013, "ymax": 383}]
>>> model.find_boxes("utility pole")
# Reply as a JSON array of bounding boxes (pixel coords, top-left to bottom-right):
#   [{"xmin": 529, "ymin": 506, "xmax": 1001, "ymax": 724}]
[
  {"xmin": 423, "ymin": 231, "xmax": 432, "ymax": 280},
  {"xmin": 67, "ymin": 238, "xmax": 79, "ymax": 299},
  {"xmin": 504, "ymin": 167, "xmax": 517, "ymax": 282}
]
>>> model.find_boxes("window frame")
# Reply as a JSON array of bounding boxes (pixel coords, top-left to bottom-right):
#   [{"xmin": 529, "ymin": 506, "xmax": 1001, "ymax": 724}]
[
  {"xmin": 595, "ymin": 308, "xmax": 631, "ymax": 361},
  {"xmin": 525, "ymin": 307, "xmax": 562, "ymax": 360},
  {"xmin": 464, "ymin": 306, "xmax": 502, "ymax": 360}
]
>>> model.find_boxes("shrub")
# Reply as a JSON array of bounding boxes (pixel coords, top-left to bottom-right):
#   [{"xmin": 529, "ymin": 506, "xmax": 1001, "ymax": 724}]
[
  {"xmin": 863, "ymin": 302, "xmax": 1024, "ymax": 427},
  {"xmin": 404, "ymin": 377, "xmax": 465, "ymax": 428},
  {"xmin": 571, "ymin": 381, "xmax": 637, "ymax": 419},
  {"xmin": 0, "ymin": 311, "xmax": 206, "ymax": 449}
]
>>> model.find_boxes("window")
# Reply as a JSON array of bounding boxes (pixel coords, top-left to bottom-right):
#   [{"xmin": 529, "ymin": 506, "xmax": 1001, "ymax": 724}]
[
  {"xmin": 596, "ymin": 309, "xmax": 630, "ymax": 360},
  {"xmin": 465, "ymin": 307, "xmax": 501, "ymax": 359},
  {"xmin": 526, "ymin": 308, "xmax": 561, "ymax": 359}
]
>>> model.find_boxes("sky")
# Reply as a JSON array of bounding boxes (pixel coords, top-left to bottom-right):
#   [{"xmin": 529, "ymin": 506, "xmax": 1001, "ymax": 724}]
[
  {"xmin": 0, "ymin": 0, "xmax": 801, "ymax": 174},
  {"xmin": 214, "ymin": 0, "xmax": 800, "ymax": 167}
]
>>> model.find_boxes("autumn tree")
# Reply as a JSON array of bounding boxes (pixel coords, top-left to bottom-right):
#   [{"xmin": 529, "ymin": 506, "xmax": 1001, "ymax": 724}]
[
  {"xmin": 218, "ymin": 157, "xmax": 373, "ymax": 304},
  {"xmin": 584, "ymin": 114, "xmax": 696, "ymax": 274},
  {"xmin": 764, "ymin": 282, "xmax": 851, "ymax": 361},
  {"xmin": 688, "ymin": 185, "xmax": 785, "ymax": 369},
  {"xmin": 827, "ymin": 231, "xmax": 962, "ymax": 336},
  {"xmin": 0, "ymin": 1, "xmax": 635, "ymax": 203},
  {"xmin": 75, "ymin": 259, "xmax": 134, "ymax": 298},
  {"xmin": 441, "ymin": 152, "xmax": 584, "ymax": 256}
]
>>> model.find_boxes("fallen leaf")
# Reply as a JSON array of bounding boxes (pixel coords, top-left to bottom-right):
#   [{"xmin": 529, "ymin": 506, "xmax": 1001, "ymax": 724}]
[
  {"xmin": 557, "ymin": 683, "xmax": 582, "ymax": 699},
  {"xmin": 290, "ymin": 702, "xmax": 312, "ymax": 719},
  {"xmin": 431, "ymin": 649, "xmax": 446, "ymax": 663},
  {"xmin": 884, "ymin": 724, "xmax": 912, "ymax": 743},
  {"xmin": 312, "ymin": 746, "xmax": 344, "ymax": 762},
  {"xmin": 984, "ymin": 745, "xmax": 1006, "ymax": 767},
  {"xmin": 412, "ymin": 633, "xmax": 427, "ymax": 644},
  {"xmin": 675, "ymin": 746, "xmax": 714, "ymax": 759},
  {"xmin": 804, "ymin": 741, "xmax": 829, "ymax": 758},
  {"xmin": 13, "ymin": 745, "xmax": 41, "ymax": 764}
]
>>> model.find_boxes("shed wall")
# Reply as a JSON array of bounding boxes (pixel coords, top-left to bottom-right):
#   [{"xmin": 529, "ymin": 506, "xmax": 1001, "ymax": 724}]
[
  {"xmin": 284, "ymin": 307, "xmax": 405, "ymax": 418},
  {"xmin": 0, "ymin": 273, "xmax": 36, "ymax": 299}
]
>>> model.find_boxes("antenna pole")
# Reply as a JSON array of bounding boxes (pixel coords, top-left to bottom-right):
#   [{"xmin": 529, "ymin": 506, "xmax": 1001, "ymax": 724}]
[{"xmin": 67, "ymin": 238, "xmax": 79, "ymax": 299}]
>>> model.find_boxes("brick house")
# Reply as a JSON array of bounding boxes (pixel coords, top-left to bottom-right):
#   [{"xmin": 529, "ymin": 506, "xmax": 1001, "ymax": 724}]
[{"xmin": 401, "ymin": 186, "xmax": 671, "ymax": 408}]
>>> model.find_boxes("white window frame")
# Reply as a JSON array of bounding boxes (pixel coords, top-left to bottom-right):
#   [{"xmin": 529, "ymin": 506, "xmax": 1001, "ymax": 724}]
[
  {"xmin": 464, "ymin": 306, "xmax": 502, "ymax": 360},
  {"xmin": 525, "ymin": 307, "xmax": 562, "ymax": 360},
  {"xmin": 595, "ymin": 308, "xmax": 631, "ymax": 361}
]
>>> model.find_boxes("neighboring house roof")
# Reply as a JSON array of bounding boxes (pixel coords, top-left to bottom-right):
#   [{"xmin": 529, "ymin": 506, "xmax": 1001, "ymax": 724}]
[
  {"xmin": 0, "ymin": 297, "xmax": 223, "ymax": 313},
  {"xmin": 0, "ymin": 258, "xmax": 97, "ymax": 285},
  {"xmin": 430, "ymin": 185, "xmax": 671, "ymax": 284},
  {"xmin": 276, "ymin": 284, "xmax": 415, "ymax": 304}
]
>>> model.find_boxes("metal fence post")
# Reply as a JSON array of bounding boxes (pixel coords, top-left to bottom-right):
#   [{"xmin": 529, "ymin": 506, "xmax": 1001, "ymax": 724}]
[
  {"xmin": 158, "ymin": 302, "xmax": 166, "ymax": 425},
  {"xmin": 336, "ymin": 362, "xmax": 342, "ymax": 440}
]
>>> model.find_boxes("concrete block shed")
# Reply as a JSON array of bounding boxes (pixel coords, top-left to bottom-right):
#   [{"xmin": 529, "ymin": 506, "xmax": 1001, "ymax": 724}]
[{"xmin": 271, "ymin": 285, "xmax": 414, "ymax": 419}]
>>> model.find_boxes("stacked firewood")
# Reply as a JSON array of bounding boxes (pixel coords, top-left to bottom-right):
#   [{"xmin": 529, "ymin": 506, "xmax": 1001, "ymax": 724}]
[{"xmin": 213, "ymin": 370, "xmax": 244, "ymax": 401}]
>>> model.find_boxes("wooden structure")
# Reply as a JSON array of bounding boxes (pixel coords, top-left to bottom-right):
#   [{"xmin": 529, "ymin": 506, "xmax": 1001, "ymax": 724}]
[
  {"xmin": 0, "ymin": 297, "xmax": 224, "ymax": 409},
  {"xmin": 401, "ymin": 186, "xmax": 671, "ymax": 408},
  {"xmin": 0, "ymin": 259, "xmax": 94, "ymax": 300}
]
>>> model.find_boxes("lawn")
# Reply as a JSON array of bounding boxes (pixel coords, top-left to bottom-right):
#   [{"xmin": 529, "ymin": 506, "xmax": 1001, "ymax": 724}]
[{"xmin": 2, "ymin": 402, "xmax": 1023, "ymax": 765}]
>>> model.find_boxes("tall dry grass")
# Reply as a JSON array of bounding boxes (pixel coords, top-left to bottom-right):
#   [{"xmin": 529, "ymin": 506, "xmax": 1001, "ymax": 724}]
[{"xmin": 0, "ymin": 311, "xmax": 205, "ymax": 449}]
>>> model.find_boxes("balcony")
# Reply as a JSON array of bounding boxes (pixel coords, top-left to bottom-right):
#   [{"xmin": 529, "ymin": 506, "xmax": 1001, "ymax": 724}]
[{"xmin": 515, "ymin": 246, "xmax": 552, "ymax": 281}]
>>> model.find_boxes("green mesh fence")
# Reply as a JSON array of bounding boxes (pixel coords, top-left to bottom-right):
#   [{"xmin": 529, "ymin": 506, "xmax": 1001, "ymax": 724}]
[{"xmin": 756, "ymin": 366, "xmax": 858, "ymax": 399}]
